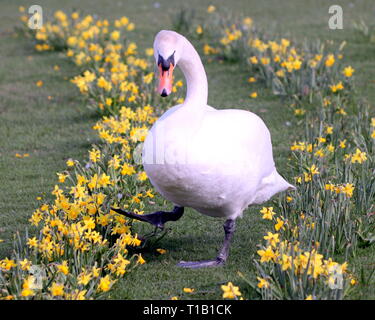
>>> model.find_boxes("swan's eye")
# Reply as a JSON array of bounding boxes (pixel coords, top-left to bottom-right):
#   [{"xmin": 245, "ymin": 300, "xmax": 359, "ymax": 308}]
[{"xmin": 158, "ymin": 51, "xmax": 175, "ymax": 71}]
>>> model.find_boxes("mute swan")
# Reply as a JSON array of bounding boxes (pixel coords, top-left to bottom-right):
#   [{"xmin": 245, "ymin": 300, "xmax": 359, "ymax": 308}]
[{"xmin": 113, "ymin": 30, "xmax": 294, "ymax": 268}]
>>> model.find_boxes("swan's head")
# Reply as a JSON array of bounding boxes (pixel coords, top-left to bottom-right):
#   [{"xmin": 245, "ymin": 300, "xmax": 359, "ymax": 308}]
[{"xmin": 153, "ymin": 30, "xmax": 184, "ymax": 97}]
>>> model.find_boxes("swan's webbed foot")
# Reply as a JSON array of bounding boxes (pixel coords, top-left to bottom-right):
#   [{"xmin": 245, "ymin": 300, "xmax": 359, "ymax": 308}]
[
  {"xmin": 111, "ymin": 206, "xmax": 184, "ymax": 229},
  {"xmin": 177, "ymin": 258, "xmax": 225, "ymax": 269},
  {"xmin": 176, "ymin": 219, "xmax": 236, "ymax": 269}
]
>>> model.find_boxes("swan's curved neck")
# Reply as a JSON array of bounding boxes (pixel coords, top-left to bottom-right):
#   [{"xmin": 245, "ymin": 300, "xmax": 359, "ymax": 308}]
[{"xmin": 178, "ymin": 39, "xmax": 208, "ymax": 107}]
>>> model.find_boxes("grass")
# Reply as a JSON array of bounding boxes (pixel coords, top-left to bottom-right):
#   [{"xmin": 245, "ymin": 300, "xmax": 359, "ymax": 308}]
[{"xmin": 0, "ymin": 0, "xmax": 374, "ymax": 299}]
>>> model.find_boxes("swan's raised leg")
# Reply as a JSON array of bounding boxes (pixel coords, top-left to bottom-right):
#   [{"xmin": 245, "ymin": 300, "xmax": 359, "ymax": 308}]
[
  {"xmin": 177, "ymin": 219, "xmax": 236, "ymax": 269},
  {"xmin": 111, "ymin": 206, "xmax": 184, "ymax": 230}
]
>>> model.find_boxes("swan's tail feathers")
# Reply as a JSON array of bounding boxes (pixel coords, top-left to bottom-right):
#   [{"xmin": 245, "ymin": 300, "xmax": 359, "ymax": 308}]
[
  {"xmin": 253, "ymin": 170, "xmax": 296, "ymax": 204},
  {"xmin": 274, "ymin": 170, "xmax": 296, "ymax": 192}
]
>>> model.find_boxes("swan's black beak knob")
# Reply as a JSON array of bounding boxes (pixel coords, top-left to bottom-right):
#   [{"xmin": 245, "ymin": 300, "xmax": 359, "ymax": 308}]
[{"xmin": 157, "ymin": 52, "xmax": 175, "ymax": 97}]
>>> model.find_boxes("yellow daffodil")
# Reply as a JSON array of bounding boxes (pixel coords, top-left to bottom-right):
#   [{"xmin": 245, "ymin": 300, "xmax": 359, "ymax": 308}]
[
  {"xmin": 97, "ymin": 275, "xmax": 113, "ymax": 292},
  {"xmin": 257, "ymin": 277, "xmax": 269, "ymax": 288},
  {"xmin": 342, "ymin": 66, "xmax": 354, "ymax": 77},
  {"xmin": 49, "ymin": 282, "xmax": 64, "ymax": 296},
  {"xmin": 260, "ymin": 207, "xmax": 275, "ymax": 220},
  {"xmin": 221, "ymin": 282, "xmax": 241, "ymax": 299},
  {"xmin": 207, "ymin": 5, "xmax": 216, "ymax": 13}
]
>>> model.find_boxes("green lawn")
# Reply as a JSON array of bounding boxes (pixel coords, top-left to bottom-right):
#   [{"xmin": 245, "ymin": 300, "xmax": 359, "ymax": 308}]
[{"xmin": 0, "ymin": 0, "xmax": 374, "ymax": 299}]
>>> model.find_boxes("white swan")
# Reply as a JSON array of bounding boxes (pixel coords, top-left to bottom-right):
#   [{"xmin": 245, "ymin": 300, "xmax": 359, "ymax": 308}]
[{"xmin": 114, "ymin": 30, "xmax": 294, "ymax": 268}]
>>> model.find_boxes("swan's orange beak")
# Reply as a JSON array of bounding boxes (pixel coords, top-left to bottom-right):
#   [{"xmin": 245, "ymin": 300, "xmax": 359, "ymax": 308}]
[{"xmin": 158, "ymin": 63, "xmax": 174, "ymax": 97}]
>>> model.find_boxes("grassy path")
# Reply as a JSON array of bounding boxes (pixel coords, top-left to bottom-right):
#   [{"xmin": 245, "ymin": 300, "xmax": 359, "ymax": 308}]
[
  {"xmin": 0, "ymin": 0, "xmax": 374, "ymax": 299},
  {"xmin": 0, "ymin": 29, "xmax": 99, "ymax": 257}
]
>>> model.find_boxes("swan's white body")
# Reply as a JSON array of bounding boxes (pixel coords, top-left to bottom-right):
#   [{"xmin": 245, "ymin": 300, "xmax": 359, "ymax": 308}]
[{"xmin": 143, "ymin": 30, "xmax": 293, "ymax": 220}]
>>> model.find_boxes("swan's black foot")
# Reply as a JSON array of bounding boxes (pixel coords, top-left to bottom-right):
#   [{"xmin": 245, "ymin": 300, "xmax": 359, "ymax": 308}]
[
  {"xmin": 111, "ymin": 206, "xmax": 184, "ymax": 229},
  {"xmin": 177, "ymin": 219, "xmax": 236, "ymax": 269},
  {"xmin": 177, "ymin": 258, "xmax": 225, "ymax": 269}
]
